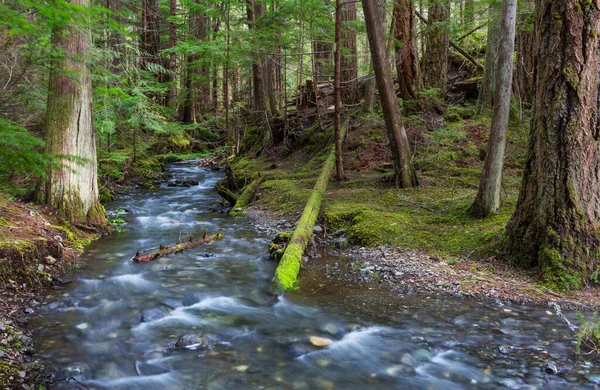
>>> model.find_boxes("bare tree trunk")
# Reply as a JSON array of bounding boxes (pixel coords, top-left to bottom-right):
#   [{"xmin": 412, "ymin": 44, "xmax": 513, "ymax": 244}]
[
  {"xmin": 246, "ymin": 1, "xmax": 269, "ymax": 116},
  {"xmin": 514, "ymin": 0, "xmax": 534, "ymax": 105},
  {"xmin": 167, "ymin": 0, "xmax": 178, "ymax": 112},
  {"xmin": 313, "ymin": 40, "xmax": 333, "ymax": 83},
  {"xmin": 464, "ymin": 0, "xmax": 475, "ymax": 32},
  {"xmin": 506, "ymin": 0, "xmax": 600, "ymax": 290},
  {"xmin": 141, "ymin": 0, "xmax": 160, "ymax": 71},
  {"xmin": 394, "ymin": 0, "xmax": 422, "ymax": 100},
  {"xmin": 470, "ymin": 0, "xmax": 517, "ymax": 218},
  {"xmin": 362, "ymin": 0, "xmax": 418, "ymax": 188},
  {"xmin": 340, "ymin": 1, "xmax": 359, "ymax": 104},
  {"xmin": 36, "ymin": 0, "xmax": 105, "ymax": 226},
  {"xmin": 422, "ymin": 0, "xmax": 449, "ymax": 97},
  {"xmin": 476, "ymin": 2, "xmax": 501, "ymax": 114},
  {"xmin": 334, "ymin": 0, "xmax": 344, "ymax": 181}
]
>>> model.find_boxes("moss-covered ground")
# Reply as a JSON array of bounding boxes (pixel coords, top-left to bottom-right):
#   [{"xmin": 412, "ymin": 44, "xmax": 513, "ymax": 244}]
[{"xmin": 232, "ymin": 102, "xmax": 529, "ymax": 261}]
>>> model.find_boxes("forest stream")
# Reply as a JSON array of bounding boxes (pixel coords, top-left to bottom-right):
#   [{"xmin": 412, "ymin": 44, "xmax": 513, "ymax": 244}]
[{"xmin": 29, "ymin": 163, "xmax": 600, "ymax": 389}]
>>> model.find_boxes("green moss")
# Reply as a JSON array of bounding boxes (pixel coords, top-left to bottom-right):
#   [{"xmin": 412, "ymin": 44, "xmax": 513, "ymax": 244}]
[
  {"xmin": 273, "ymin": 125, "xmax": 346, "ymax": 292},
  {"xmin": 230, "ymin": 176, "xmax": 265, "ymax": 215},
  {"xmin": 563, "ymin": 65, "xmax": 581, "ymax": 96},
  {"xmin": 539, "ymin": 246, "xmax": 582, "ymax": 291}
]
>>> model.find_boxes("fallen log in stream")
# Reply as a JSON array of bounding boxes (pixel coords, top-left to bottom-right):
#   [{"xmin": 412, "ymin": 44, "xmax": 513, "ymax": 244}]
[
  {"xmin": 132, "ymin": 232, "xmax": 224, "ymax": 262},
  {"xmin": 272, "ymin": 123, "xmax": 347, "ymax": 291}
]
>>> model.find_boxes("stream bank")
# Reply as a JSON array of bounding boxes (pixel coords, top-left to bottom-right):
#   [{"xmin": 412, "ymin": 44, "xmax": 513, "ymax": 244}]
[{"xmin": 22, "ymin": 162, "xmax": 600, "ymax": 389}]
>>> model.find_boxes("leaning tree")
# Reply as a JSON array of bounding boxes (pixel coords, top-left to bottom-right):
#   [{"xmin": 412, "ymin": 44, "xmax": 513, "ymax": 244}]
[
  {"xmin": 36, "ymin": 0, "xmax": 105, "ymax": 226},
  {"xmin": 506, "ymin": 0, "xmax": 600, "ymax": 290}
]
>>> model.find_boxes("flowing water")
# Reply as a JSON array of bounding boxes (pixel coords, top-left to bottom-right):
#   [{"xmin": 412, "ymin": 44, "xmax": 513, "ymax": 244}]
[{"xmin": 31, "ymin": 163, "xmax": 600, "ymax": 389}]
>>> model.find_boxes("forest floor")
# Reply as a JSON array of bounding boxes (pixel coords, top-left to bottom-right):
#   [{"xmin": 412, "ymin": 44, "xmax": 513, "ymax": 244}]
[
  {"xmin": 232, "ymin": 104, "xmax": 600, "ymax": 311},
  {"xmin": 0, "ymin": 197, "xmax": 98, "ymax": 387}
]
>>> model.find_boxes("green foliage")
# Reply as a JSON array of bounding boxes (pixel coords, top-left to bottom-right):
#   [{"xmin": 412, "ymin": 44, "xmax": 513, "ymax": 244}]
[
  {"xmin": 576, "ymin": 312, "xmax": 600, "ymax": 355},
  {"xmin": 0, "ymin": 117, "xmax": 49, "ymax": 179}
]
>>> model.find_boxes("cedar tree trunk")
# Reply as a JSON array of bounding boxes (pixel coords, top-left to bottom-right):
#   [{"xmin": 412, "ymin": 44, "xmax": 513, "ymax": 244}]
[
  {"xmin": 36, "ymin": 0, "xmax": 105, "ymax": 226},
  {"xmin": 506, "ymin": 0, "xmax": 600, "ymax": 291},
  {"xmin": 394, "ymin": 0, "xmax": 422, "ymax": 100}
]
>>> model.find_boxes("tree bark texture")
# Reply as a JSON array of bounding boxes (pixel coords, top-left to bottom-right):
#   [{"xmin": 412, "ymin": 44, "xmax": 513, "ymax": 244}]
[
  {"xmin": 470, "ymin": 0, "xmax": 517, "ymax": 218},
  {"xmin": 36, "ymin": 0, "xmax": 104, "ymax": 226},
  {"xmin": 422, "ymin": 0, "xmax": 449, "ymax": 96},
  {"xmin": 476, "ymin": 2, "xmax": 501, "ymax": 114},
  {"xmin": 394, "ymin": 0, "xmax": 422, "ymax": 100},
  {"xmin": 506, "ymin": 0, "xmax": 600, "ymax": 290},
  {"xmin": 362, "ymin": 0, "xmax": 418, "ymax": 188}
]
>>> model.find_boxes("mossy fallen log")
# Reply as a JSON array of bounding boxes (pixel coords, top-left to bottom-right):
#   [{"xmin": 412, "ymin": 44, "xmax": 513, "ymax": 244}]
[
  {"xmin": 229, "ymin": 175, "xmax": 264, "ymax": 216},
  {"xmin": 218, "ymin": 186, "xmax": 238, "ymax": 206},
  {"xmin": 133, "ymin": 232, "xmax": 223, "ymax": 262},
  {"xmin": 272, "ymin": 124, "xmax": 347, "ymax": 291}
]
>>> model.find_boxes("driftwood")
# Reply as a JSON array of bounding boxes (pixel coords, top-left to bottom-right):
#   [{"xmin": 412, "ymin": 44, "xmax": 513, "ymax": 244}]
[{"xmin": 132, "ymin": 232, "xmax": 224, "ymax": 262}]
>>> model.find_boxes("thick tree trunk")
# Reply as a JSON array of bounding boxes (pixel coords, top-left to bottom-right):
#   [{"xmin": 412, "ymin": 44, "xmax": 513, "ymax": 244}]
[
  {"xmin": 334, "ymin": 0, "xmax": 345, "ymax": 181},
  {"xmin": 470, "ymin": 0, "xmax": 517, "ymax": 218},
  {"xmin": 362, "ymin": 0, "xmax": 418, "ymax": 188},
  {"xmin": 506, "ymin": 0, "xmax": 600, "ymax": 290},
  {"xmin": 36, "ymin": 0, "xmax": 105, "ymax": 226},
  {"xmin": 514, "ymin": 0, "xmax": 535, "ymax": 104},
  {"xmin": 422, "ymin": 0, "xmax": 449, "ymax": 97},
  {"xmin": 340, "ymin": 1, "xmax": 359, "ymax": 104},
  {"xmin": 394, "ymin": 0, "xmax": 422, "ymax": 100},
  {"xmin": 476, "ymin": 2, "xmax": 501, "ymax": 114}
]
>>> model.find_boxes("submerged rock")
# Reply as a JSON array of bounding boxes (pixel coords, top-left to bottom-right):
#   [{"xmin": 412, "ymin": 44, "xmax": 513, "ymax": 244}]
[
  {"xmin": 175, "ymin": 334, "xmax": 212, "ymax": 349},
  {"xmin": 309, "ymin": 336, "xmax": 334, "ymax": 347},
  {"xmin": 411, "ymin": 349, "xmax": 431, "ymax": 362}
]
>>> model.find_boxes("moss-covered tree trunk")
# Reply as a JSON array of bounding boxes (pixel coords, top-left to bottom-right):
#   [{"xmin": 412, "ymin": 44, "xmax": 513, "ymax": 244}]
[
  {"xmin": 394, "ymin": 0, "xmax": 422, "ymax": 100},
  {"xmin": 36, "ymin": 0, "xmax": 105, "ymax": 227},
  {"xmin": 422, "ymin": 0, "xmax": 449, "ymax": 97},
  {"xmin": 363, "ymin": 0, "xmax": 418, "ymax": 188},
  {"xmin": 506, "ymin": 0, "xmax": 600, "ymax": 291}
]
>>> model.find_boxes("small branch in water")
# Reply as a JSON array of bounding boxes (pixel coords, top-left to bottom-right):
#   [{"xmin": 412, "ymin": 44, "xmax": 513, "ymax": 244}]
[
  {"xmin": 549, "ymin": 301, "xmax": 576, "ymax": 332},
  {"xmin": 132, "ymin": 231, "xmax": 224, "ymax": 262}
]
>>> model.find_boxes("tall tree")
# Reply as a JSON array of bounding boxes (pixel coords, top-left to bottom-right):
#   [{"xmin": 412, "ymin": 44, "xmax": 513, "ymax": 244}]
[
  {"xmin": 394, "ymin": 0, "xmax": 422, "ymax": 100},
  {"xmin": 476, "ymin": 2, "xmax": 501, "ymax": 114},
  {"xmin": 340, "ymin": 1, "xmax": 359, "ymax": 104},
  {"xmin": 246, "ymin": 0, "xmax": 268, "ymax": 116},
  {"xmin": 167, "ymin": 0, "xmax": 178, "ymax": 112},
  {"xmin": 506, "ymin": 0, "xmax": 600, "ymax": 290},
  {"xmin": 470, "ymin": 0, "xmax": 517, "ymax": 218},
  {"xmin": 422, "ymin": 0, "xmax": 449, "ymax": 96},
  {"xmin": 36, "ymin": 0, "xmax": 105, "ymax": 226},
  {"xmin": 141, "ymin": 0, "xmax": 161, "ymax": 71},
  {"xmin": 334, "ymin": 0, "xmax": 344, "ymax": 180},
  {"xmin": 362, "ymin": 0, "xmax": 418, "ymax": 188},
  {"xmin": 514, "ymin": 0, "xmax": 535, "ymax": 104}
]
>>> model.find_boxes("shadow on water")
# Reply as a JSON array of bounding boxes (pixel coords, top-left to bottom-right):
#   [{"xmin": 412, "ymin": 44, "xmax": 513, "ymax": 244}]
[{"xmin": 31, "ymin": 163, "xmax": 599, "ymax": 389}]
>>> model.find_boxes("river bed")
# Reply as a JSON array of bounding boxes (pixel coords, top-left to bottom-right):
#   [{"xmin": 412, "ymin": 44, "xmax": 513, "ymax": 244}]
[{"xmin": 30, "ymin": 163, "xmax": 599, "ymax": 389}]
